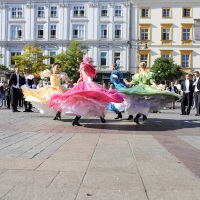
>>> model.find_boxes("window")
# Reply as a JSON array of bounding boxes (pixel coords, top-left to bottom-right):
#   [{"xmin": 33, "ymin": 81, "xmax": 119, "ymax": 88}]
[
  {"xmin": 11, "ymin": 52, "xmax": 21, "ymax": 65},
  {"xmin": 101, "ymin": 25, "xmax": 107, "ymax": 39},
  {"xmin": 161, "ymin": 24, "xmax": 172, "ymax": 45},
  {"xmin": 181, "ymin": 24, "xmax": 192, "ymax": 45},
  {"xmin": 162, "ymin": 8, "xmax": 171, "ymax": 18},
  {"xmin": 37, "ymin": 25, "xmax": 44, "ymax": 38},
  {"xmin": 162, "ymin": 54, "xmax": 169, "ymax": 58},
  {"xmin": 72, "ymin": 24, "xmax": 85, "ymax": 39},
  {"xmin": 114, "ymin": 52, "xmax": 120, "ymax": 64},
  {"xmin": 162, "ymin": 29, "xmax": 170, "ymax": 40},
  {"xmin": 11, "ymin": 7, "xmax": 23, "ymax": 18},
  {"xmin": 115, "ymin": 25, "xmax": 121, "ymax": 39},
  {"xmin": 38, "ymin": 6, "xmax": 44, "ymax": 18},
  {"xmin": 50, "ymin": 52, "xmax": 56, "ymax": 65},
  {"xmin": 141, "ymin": 8, "xmax": 150, "ymax": 18},
  {"xmin": 115, "ymin": 6, "xmax": 122, "ymax": 17},
  {"xmin": 182, "ymin": 7, "xmax": 192, "ymax": 18},
  {"xmin": 11, "ymin": 25, "xmax": 22, "ymax": 39},
  {"xmin": 160, "ymin": 50, "xmax": 172, "ymax": 58},
  {"xmin": 141, "ymin": 29, "xmax": 148, "ymax": 40},
  {"xmin": 51, "ymin": 6, "xmax": 57, "ymax": 17},
  {"xmin": 180, "ymin": 50, "xmax": 192, "ymax": 68},
  {"xmin": 101, "ymin": 6, "xmax": 108, "ymax": 16},
  {"xmin": 73, "ymin": 6, "xmax": 85, "ymax": 17},
  {"xmin": 101, "ymin": 52, "xmax": 107, "ymax": 66},
  {"xmin": 138, "ymin": 50, "xmax": 151, "ymax": 68},
  {"xmin": 50, "ymin": 25, "xmax": 57, "ymax": 38},
  {"xmin": 139, "ymin": 24, "xmax": 151, "ymax": 41},
  {"xmin": 140, "ymin": 54, "xmax": 148, "ymax": 64}
]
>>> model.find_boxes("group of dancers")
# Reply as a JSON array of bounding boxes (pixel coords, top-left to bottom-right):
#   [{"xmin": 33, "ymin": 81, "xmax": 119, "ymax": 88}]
[{"xmin": 21, "ymin": 55, "xmax": 180, "ymax": 126}]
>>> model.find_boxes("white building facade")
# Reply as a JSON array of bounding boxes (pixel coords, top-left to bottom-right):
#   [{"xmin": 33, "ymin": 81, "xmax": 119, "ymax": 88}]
[
  {"xmin": 0, "ymin": 0, "xmax": 131, "ymax": 82},
  {"xmin": 131, "ymin": 0, "xmax": 200, "ymax": 77}
]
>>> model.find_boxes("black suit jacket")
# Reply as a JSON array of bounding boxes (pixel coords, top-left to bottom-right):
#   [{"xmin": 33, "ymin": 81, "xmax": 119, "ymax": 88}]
[
  {"xmin": 181, "ymin": 79, "xmax": 194, "ymax": 93},
  {"xmin": 9, "ymin": 74, "xmax": 25, "ymax": 88}
]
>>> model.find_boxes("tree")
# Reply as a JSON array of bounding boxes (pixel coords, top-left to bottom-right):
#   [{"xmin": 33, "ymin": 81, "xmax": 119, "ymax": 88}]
[
  {"xmin": 151, "ymin": 57, "xmax": 183, "ymax": 82},
  {"xmin": 12, "ymin": 44, "xmax": 50, "ymax": 74},
  {"xmin": 54, "ymin": 41, "xmax": 88, "ymax": 81}
]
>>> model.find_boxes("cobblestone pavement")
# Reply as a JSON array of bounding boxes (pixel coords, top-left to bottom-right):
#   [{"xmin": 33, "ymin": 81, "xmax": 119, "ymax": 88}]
[{"xmin": 0, "ymin": 106, "xmax": 200, "ymax": 200}]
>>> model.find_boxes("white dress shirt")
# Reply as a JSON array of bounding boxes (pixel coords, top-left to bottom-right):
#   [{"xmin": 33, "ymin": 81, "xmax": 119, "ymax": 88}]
[
  {"xmin": 12, "ymin": 74, "xmax": 20, "ymax": 89},
  {"xmin": 194, "ymin": 77, "xmax": 199, "ymax": 92},
  {"xmin": 185, "ymin": 79, "xmax": 190, "ymax": 93}
]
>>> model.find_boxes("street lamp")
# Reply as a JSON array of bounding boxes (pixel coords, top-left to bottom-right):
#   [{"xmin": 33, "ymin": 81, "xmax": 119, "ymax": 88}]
[
  {"xmin": 127, "ymin": 38, "xmax": 148, "ymax": 51},
  {"xmin": 127, "ymin": 38, "xmax": 149, "ymax": 73}
]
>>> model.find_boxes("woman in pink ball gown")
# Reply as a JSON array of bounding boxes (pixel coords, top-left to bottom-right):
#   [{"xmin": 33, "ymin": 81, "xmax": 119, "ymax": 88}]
[{"xmin": 49, "ymin": 55, "xmax": 124, "ymax": 126}]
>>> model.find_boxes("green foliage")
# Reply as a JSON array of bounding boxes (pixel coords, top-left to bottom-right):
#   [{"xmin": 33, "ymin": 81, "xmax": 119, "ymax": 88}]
[
  {"xmin": 54, "ymin": 41, "xmax": 88, "ymax": 81},
  {"xmin": 12, "ymin": 44, "xmax": 50, "ymax": 74},
  {"xmin": 151, "ymin": 57, "xmax": 183, "ymax": 82},
  {"xmin": 0, "ymin": 65, "xmax": 9, "ymax": 71}
]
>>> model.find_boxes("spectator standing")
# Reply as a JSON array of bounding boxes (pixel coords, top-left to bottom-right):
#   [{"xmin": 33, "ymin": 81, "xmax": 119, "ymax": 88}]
[
  {"xmin": 67, "ymin": 79, "xmax": 74, "ymax": 89},
  {"xmin": 169, "ymin": 81, "xmax": 179, "ymax": 109},
  {"xmin": 180, "ymin": 74, "xmax": 193, "ymax": 115},
  {"xmin": 23, "ymin": 68, "xmax": 34, "ymax": 112},
  {"xmin": 193, "ymin": 71, "xmax": 200, "ymax": 116},
  {"xmin": 9, "ymin": 67, "xmax": 25, "ymax": 112},
  {"xmin": 0, "ymin": 80, "xmax": 6, "ymax": 107},
  {"xmin": 37, "ymin": 80, "xmax": 43, "ymax": 88},
  {"xmin": 5, "ymin": 80, "xmax": 11, "ymax": 108}
]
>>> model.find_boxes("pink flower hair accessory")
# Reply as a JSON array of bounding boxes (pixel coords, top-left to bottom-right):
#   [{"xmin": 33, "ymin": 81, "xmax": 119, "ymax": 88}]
[{"xmin": 83, "ymin": 55, "xmax": 93, "ymax": 63}]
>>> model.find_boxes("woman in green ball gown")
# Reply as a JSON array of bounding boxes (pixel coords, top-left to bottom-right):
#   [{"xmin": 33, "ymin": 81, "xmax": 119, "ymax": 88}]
[{"xmin": 115, "ymin": 62, "xmax": 180, "ymax": 124}]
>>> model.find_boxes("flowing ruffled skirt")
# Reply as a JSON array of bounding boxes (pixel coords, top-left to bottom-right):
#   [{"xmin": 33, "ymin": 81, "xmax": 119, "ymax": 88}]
[
  {"xmin": 21, "ymin": 85, "xmax": 68, "ymax": 114},
  {"xmin": 49, "ymin": 81, "xmax": 124, "ymax": 118},
  {"xmin": 114, "ymin": 84, "xmax": 180, "ymax": 116}
]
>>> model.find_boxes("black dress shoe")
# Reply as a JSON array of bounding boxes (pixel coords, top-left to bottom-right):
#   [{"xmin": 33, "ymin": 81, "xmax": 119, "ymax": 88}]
[
  {"xmin": 15, "ymin": 110, "xmax": 20, "ymax": 112},
  {"xmin": 126, "ymin": 115, "xmax": 133, "ymax": 120},
  {"xmin": 143, "ymin": 115, "xmax": 147, "ymax": 121},
  {"xmin": 23, "ymin": 110, "xmax": 29, "ymax": 112},
  {"xmin": 195, "ymin": 114, "xmax": 200, "ymax": 116},
  {"xmin": 134, "ymin": 118, "xmax": 140, "ymax": 125},
  {"xmin": 100, "ymin": 117, "xmax": 106, "ymax": 123},
  {"xmin": 53, "ymin": 117, "xmax": 58, "ymax": 120},
  {"xmin": 29, "ymin": 110, "xmax": 34, "ymax": 112},
  {"xmin": 115, "ymin": 113, "xmax": 122, "ymax": 119},
  {"xmin": 72, "ymin": 120, "xmax": 82, "ymax": 126},
  {"xmin": 180, "ymin": 113, "xmax": 186, "ymax": 115}
]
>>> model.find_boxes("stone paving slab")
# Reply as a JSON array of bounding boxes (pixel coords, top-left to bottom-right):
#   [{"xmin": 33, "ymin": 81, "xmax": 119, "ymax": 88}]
[
  {"xmin": 0, "ymin": 159, "xmax": 43, "ymax": 170},
  {"xmin": 76, "ymin": 188, "xmax": 148, "ymax": 200},
  {"xmin": 1, "ymin": 187, "xmax": 78, "ymax": 200}
]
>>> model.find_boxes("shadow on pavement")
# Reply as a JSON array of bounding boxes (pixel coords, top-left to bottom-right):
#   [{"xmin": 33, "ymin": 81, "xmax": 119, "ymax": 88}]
[{"xmin": 83, "ymin": 118, "xmax": 200, "ymax": 132}]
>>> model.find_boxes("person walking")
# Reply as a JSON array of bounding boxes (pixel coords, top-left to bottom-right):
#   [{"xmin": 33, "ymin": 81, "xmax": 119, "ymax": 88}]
[
  {"xmin": 193, "ymin": 71, "xmax": 200, "ymax": 116},
  {"xmin": 9, "ymin": 67, "xmax": 25, "ymax": 112},
  {"xmin": 180, "ymin": 74, "xmax": 193, "ymax": 115}
]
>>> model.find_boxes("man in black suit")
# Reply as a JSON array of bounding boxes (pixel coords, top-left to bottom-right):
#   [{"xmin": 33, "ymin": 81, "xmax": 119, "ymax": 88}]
[
  {"xmin": 180, "ymin": 74, "xmax": 194, "ymax": 115},
  {"xmin": 23, "ymin": 68, "xmax": 34, "ymax": 112},
  {"xmin": 9, "ymin": 67, "xmax": 25, "ymax": 112},
  {"xmin": 193, "ymin": 71, "xmax": 200, "ymax": 116}
]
